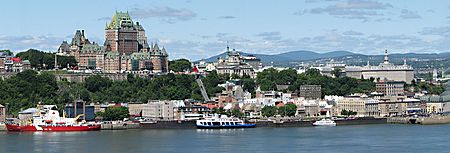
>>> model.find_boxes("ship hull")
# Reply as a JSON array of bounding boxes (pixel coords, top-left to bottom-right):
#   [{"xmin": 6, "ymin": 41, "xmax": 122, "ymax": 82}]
[
  {"xmin": 196, "ymin": 124, "xmax": 256, "ymax": 129},
  {"xmin": 6, "ymin": 124, "xmax": 101, "ymax": 132}
]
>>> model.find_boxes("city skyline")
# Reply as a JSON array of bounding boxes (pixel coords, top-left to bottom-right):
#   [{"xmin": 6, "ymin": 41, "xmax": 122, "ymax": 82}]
[{"xmin": 1, "ymin": 0, "xmax": 450, "ymax": 60}]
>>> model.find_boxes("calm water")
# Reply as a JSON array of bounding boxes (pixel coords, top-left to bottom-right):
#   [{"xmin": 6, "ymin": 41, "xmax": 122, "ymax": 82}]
[{"xmin": 1, "ymin": 124, "xmax": 449, "ymax": 153}]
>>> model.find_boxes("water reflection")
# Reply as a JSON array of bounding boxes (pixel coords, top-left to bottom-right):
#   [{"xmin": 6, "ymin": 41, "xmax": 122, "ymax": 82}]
[
  {"xmin": 2, "ymin": 124, "xmax": 450, "ymax": 153},
  {"xmin": 196, "ymin": 128, "xmax": 245, "ymax": 134}
]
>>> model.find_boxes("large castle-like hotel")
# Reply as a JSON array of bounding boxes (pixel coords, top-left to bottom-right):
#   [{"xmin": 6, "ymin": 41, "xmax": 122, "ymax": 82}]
[{"xmin": 57, "ymin": 11, "xmax": 168, "ymax": 73}]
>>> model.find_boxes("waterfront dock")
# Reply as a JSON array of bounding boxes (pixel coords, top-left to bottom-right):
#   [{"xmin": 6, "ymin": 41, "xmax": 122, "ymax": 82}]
[
  {"xmin": 100, "ymin": 122, "xmax": 140, "ymax": 130},
  {"xmin": 388, "ymin": 115, "xmax": 450, "ymax": 125},
  {"xmin": 138, "ymin": 117, "xmax": 387, "ymax": 129}
]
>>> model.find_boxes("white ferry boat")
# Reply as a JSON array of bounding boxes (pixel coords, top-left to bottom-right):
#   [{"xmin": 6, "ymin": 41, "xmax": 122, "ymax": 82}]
[
  {"xmin": 196, "ymin": 115, "xmax": 256, "ymax": 129},
  {"xmin": 312, "ymin": 118, "xmax": 336, "ymax": 126},
  {"xmin": 312, "ymin": 110, "xmax": 336, "ymax": 126}
]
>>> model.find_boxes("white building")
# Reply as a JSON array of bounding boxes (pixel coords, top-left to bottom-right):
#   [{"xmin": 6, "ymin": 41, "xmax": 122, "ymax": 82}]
[
  {"xmin": 345, "ymin": 50, "xmax": 414, "ymax": 84},
  {"xmin": 142, "ymin": 100, "xmax": 174, "ymax": 120}
]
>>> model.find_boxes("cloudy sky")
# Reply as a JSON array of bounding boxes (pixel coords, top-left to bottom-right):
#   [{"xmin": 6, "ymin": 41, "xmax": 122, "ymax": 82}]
[{"xmin": 1, "ymin": 0, "xmax": 450, "ymax": 60}]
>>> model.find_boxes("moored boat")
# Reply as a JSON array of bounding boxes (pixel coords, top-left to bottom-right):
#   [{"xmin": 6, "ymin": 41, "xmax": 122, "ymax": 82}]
[
  {"xmin": 312, "ymin": 118, "xmax": 336, "ymax": 126},
  {"xmin": 6, "ymin": 105, "xmax": 100, "ymax": 132},
  {"xmin": 196, "ymin": 115, "xmax": 256, "ymax": 129}
]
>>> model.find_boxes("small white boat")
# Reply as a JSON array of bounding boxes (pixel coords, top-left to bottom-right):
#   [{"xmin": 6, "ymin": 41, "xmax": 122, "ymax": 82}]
[{"xmin": 312, "ymin": 118, "xmax": 336, "ymax": 126}]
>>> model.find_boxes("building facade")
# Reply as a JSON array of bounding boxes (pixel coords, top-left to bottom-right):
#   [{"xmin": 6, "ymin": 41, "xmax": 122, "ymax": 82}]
[
  {"xmin": 335, "ymin": 97, "xmax": 366, "ymax": 116},
  {"xmin": 299, "ymin": 85, "xmax": 322, "ymax": 100},
  {"xmin": 142, "ymin": 100, "xmax": 174, "ymax": 120},
  {"xmin": 57, "ymin": 11, "xmax": 168, "ymax": 73},
  {"xmin": 0, "ymin": 104, "xmax": 5, "ymax": 122},
  {"xmin": 345, "ymin": 50, "xmax": 414, "ymax": 84},
  {"xmin": 376, "ymin": 81, "xmax": 405, "ymax": 96},
  {"xmin": 214, "ymin": 48, "xmax": 259, "ymax": 78}
]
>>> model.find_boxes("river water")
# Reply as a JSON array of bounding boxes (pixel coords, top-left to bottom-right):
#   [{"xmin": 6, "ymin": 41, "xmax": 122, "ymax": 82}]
[{"xmin": 1, "ymin": 124, "xmax": 449, "ymax": 153}]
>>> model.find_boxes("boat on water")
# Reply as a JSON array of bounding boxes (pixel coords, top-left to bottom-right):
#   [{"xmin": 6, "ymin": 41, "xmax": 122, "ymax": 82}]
[
  {"xmin": 196, "ymin": 115, "xmax": 256, "ymax": 129},
  {"xmin": 312, "ymin": 111, "xmax": 336, "ymax": 126},
  {"xmin": 312, "ymin": 118, "xmax": 336, "ymax": 126},
  {"xmin": 6, "ymin": 105, "xmax": 100, "ymax": 132}
]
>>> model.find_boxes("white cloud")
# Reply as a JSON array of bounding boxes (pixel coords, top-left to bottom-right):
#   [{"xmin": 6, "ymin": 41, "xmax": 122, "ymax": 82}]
[
  {"xmin": 217, "ymin": 16, "xmax": 237, "ymax": 19},
  {"xmin": 0, "ymin": 35, "xmax": 67, "ymax": 53},
  {"xmin": 342, "ymin": 30, "xmax": 364, "ymax": 36},
  {"xmin": 399, "ymin": 9, "xmax": 421, "ymax": 19},
  {"xmin": 296, "ymin": 0, "xmax": 392, "ymax": 21},
  {"xmin": 129, "ymin": 6, "xmax": 197, "ymax": 23}
]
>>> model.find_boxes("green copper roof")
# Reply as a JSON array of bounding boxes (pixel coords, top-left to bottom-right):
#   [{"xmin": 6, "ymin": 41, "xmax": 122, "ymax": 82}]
[
  {"xmin": 106, "ymin": 11, "xmax": 134, "ymax": 29},
  {"xmin": 81, "ymin": 44, "xmax": 105, "ymax": 53},
  {"xmin": 105, "ymin": 52, "xmax": 120, "ymax": 59}
]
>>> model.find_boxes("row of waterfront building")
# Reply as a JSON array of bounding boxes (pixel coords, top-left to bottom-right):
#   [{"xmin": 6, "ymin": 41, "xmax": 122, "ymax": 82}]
[{"xmin": 7, "ymin": 81, "xmax": 445, "ymax": 123}]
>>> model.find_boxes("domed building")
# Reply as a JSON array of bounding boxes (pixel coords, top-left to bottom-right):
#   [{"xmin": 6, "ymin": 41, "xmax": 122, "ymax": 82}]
[{"xmin": 345, "ymin": 50, "xmax": 414, "ymax": 84}]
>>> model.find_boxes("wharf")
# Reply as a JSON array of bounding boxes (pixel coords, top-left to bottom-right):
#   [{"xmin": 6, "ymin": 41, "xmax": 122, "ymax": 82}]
[
  {"xmin": 138, "ymin": 117, "xmax": 387, "ymax": 129},
  {"xmin": 101, "ymin": 122, "xmax": 140, "ymax": 130},
  {"xmin": 388, "ymin": 115, "xmax": 450, "ymax": 125}
]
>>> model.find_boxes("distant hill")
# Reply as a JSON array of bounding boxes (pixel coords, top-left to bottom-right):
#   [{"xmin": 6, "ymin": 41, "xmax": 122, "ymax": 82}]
[{"xmin": 199, "ymin": 50, "xmax": 359, "ymax": 65}]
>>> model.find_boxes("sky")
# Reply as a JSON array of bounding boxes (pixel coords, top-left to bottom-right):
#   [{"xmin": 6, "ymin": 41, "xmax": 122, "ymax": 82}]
[{"xmin": 1, "ymin": 0, "xmax": 450, "ymax": 60}]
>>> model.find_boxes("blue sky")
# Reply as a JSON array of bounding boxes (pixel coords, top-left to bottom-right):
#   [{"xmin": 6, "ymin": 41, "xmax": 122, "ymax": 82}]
[{"xmin": 1, "ymin": 0, "xmax": 450, "ymax": 60}]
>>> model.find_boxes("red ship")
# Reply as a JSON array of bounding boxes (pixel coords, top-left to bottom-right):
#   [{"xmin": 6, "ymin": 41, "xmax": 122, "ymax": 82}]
[{"xmin": 6, "ymin": 105, "xmax": 101, "ymax": 132}]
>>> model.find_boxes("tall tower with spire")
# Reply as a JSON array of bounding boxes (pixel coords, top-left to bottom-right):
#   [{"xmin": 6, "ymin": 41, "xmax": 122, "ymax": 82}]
[{"xmin": 383, "ymin": 49, "xmax": 389, "ymax": 64}]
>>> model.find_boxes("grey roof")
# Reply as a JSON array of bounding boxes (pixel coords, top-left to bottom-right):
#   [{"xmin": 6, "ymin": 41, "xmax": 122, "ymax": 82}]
[
  {"xmin": 58, "ymin": 41, "xmax": 70, "ymax": 52},
  {"xmin": 71, "ymin": 30, "xmax": 83, "ymax": 46},
  {"xmin": 161, "ymin": 47, "xmax": 168, "ymax": 56}
]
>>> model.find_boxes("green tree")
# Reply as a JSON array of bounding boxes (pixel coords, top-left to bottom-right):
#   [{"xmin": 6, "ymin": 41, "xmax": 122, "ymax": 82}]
[
  {"xmin": 169, "ymin": 59, "xmax": 192, "ymax": 72},
  {"xmin": 261, "ymin": 106, "xmax": 277, "ymax": 117},
  {"xmin": 98, "ymin": 106, "xmax": 129, "ymax": 121},
  {"xmin": 256, "ymin": 68, "xmax": 278, "ymax": 91},
  {"xmin": 202, "ymin": 70, "xmax": 226, "ymax": 97},
  {"xmin": 241, "ymin": 77, "xmax": 256, "ymax": 94},
  {"xmin": 84, "ymin": 75, "xmax": 112, "ymax": 92},
  {"xmin": 285, "ymin": 103, "xmax": 298, "ymax": 117},
  {"xmin": 0, "ymin": 49, "xmax": 13, "ymax": 56},
  {"xmin": 278, "ymin": 106, "xmax": 286, "ymax": 116},
  {"xmin": 15, "ymin": 49, "xmax": 76, "ymax": 69},
  {"xmin": 332, "ymin": 68, "xmax": 342, "ymax": 78},
  {"xmin": 231, "ymin": 108, "xmax": 244, "ymax": 117},
  {"xmin": 341, "ymin": 109, "xmax": 348, "ymax": 116}
]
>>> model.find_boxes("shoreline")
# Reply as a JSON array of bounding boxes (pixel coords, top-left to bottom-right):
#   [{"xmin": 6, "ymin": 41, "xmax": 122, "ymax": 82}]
[
  {"xmin": 138, "ymin": 117, "xmax": 387, "ymax": 129},
  {"xmin": 4, "ymin": 116, "xmax": 450, "ymax": 131}
]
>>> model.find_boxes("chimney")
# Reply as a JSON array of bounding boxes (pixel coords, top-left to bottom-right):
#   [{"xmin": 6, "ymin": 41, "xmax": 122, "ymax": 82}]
[{"xmin": 81, "ymin": 30, "xmax": 85, "ymax": 36}]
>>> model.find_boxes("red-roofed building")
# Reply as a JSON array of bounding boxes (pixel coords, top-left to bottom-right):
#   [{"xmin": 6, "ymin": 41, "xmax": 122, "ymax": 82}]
[
  {"xmin": 3, "ymin": 57, "xmax": 31, "ymax": 72},
  {"xmin": 276, "ymin": 102, "xmax": 285, "ymax": 108},
  {"xmin": 10, "ymin": 57, "xmax": 21, "ymax": 63}
]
